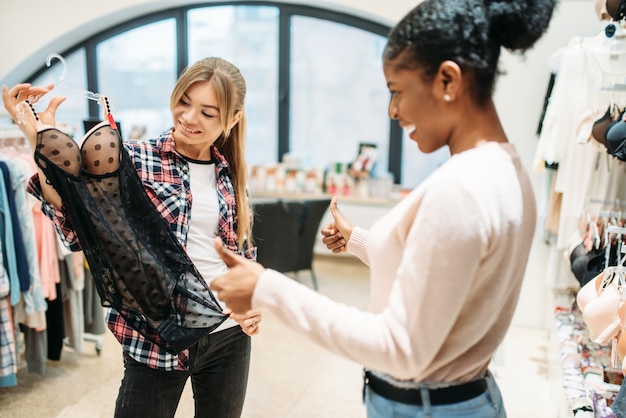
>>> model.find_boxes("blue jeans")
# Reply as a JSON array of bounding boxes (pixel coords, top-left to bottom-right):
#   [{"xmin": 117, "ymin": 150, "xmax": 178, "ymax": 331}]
[
  {"xmin": 365, "ymin": 370, "xmax": 506, "ymax": 418},
  {"xmin": 612, "ymin": 381, "xmax": 626, "ymax": 418},
  {"xmin": 114, "ymin": 326, "xmax": 251, "ymax": 418}
]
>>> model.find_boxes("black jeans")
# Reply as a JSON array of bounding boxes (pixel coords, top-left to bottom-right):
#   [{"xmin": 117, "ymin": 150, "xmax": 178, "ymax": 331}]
[{"xmin": 114, "ymin": 326, "xmax": 251, "ymax": 418}]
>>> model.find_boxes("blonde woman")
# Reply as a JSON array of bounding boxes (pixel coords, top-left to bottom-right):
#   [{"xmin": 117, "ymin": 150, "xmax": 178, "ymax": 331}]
[{"xmin": 3, "ymin": 57, "xmax": 260, "ymax": 418}]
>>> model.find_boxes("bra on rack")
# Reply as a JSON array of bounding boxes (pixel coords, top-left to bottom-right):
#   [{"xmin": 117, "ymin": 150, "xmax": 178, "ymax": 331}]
[
  {"xmin": 577, "ymin": 268, "xmax": 625, "ymax": 346},
  {"xmin": 605, "ymin": 110, "xmax": 626, "ymax": 161},
  {"xmin": 607, "ymin": 0, "xmax": 626, "ymax": 20},
  {"xmin": 588, "ymin": 104, "xmax": 626, "ymax": 161},
  {"xmin": 27, "ymin": 98, "xmax": 227, "ymax": 354},
  {"xmin": 572, "ymin": 251, "xmax": 606, "ymax": 287},
  {"xmin": 569, "ymin": 239, "xmax": 617, "ymax": 287},
  {"xmin": 591, "ymin": 105, "xmax": 618, "ymax": 148}
]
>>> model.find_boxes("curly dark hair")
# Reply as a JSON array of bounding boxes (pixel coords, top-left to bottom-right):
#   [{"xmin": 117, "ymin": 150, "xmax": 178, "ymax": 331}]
[{"xmin": 383, "ymin": 0, "xmax": 558, "ymax": 105}]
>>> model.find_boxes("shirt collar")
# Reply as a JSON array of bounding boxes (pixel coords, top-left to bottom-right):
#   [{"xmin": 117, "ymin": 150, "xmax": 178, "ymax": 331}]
[
  {"xmin": 210, "ymin": 144, "xmax": 229, "ymax": 170},
  {"xmin": 158, "ymin": 128, "xmax": 229, "ymax": 170},
  {"xmin": 159, "ymin": 128, "xmax": 178, "ymax": 154}
]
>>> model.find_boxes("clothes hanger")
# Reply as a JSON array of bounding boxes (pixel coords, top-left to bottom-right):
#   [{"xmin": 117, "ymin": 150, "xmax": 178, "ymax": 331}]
[
  {"xmin": 16, "ymin": 53, "xmax": 118, "ymax": 131},
  {"xmin": 17, "ymin": 52, "xmax": 104, "ymax": 121},
  {"xmin": 45, "ymin": 53, "xmax": 103, "ymax": 103},
  {"xmin": 46, "ymin": 53, "xmax": 118, "ymax": 130},
  {"xmin": 603, "ymin": 224, "xmax": 625, "ymax": 269}
]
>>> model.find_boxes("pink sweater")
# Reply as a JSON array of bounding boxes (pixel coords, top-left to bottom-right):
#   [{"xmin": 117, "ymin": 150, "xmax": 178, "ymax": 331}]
[{"xmin": 253, "ymin": 142, "xmax": 537, "ymax": 383}]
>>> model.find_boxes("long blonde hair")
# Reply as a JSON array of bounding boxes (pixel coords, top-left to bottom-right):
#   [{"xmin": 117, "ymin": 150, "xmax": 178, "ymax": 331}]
[{"xmin": 170, "ymin": 57, "xmax": 251, "ymax": 250}]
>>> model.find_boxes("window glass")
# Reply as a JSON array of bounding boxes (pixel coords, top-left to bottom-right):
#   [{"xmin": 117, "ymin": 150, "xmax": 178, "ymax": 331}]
[
  {"xmin": 25, "ymin": 5, "xmax": 418, "ymax": 187},
  {"xmin": 96, "ymin": 19, "xmax": 177, "ymax": 141},
  {"xmin": 188, "ymin": 6, "xmax": 279, "ymax": 166},
  {"xmin": 290, "ymin": 16, "xmax": 389, "ymax": 177},
  {"xmin": 30, "ymin": 49, "xmax": 88, "ymax": 140}
]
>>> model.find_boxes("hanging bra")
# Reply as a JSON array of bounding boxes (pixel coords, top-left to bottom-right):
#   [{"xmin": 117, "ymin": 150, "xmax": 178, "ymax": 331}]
[
  {"xmin": 589, "ymin": 104, "xmax": 626, "ymax": 161},
  {"xmin": 607, "ymin": 0, "xmax": 626, "ymax": 20},
  {"xmin": 591, "ymin": 105, "xmax": 616, "ymax": 148},
  {"xmin": 577, "ymin": 269, "xmax": 625, "ymax": 346},
  {"xmin": 605, "ymin": 110, "xmax": 626, "ymax": 162},
  {"xmin": 571, "ymin": 251, "xmax": 606, "ymax": 287},
  {"xmin": 569, "ymin": 238, "xmax": 618, "ymax": 287},
  {"xmin": 581, "ymin": 279, "xmax": 623, "ymax": 346},
  {"xmin": 27, "ymin": 98, "xmax": 227, "ymax": 354}
]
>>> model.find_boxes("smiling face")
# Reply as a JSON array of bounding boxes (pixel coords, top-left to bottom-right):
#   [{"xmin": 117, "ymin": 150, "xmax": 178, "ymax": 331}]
[
  {"xmin": 171, "ymin": 80, "xmax": 238, "ymax": 160},
  {"xmin": 383, "ymin": 59, "xmax": 452, "ymax": 154}
]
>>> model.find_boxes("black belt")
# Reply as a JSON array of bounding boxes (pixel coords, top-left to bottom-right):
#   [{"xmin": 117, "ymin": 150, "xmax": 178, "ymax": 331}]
[{"xmin": 363, "ymin": 371, "xmax": 487, "ymax": 406}]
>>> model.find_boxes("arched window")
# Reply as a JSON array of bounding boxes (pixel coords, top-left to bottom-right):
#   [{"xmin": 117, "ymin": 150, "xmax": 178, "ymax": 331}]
[{"xmin": 28, "ymin": 2, "xmax": 446, "ymax": 188}]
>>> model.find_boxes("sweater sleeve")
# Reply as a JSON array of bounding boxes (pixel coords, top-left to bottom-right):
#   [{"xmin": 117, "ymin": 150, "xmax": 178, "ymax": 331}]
[{"xmin": 347, "ymin": 226, "xmax": 369, "ymax": 266}]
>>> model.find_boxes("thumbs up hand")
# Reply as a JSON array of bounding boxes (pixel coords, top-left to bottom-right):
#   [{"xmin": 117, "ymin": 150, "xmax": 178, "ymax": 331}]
[
  {"xmin": 320, "ymin": 197, "xmax": 354, "ymax": 254},
  {"xmin": 212, "ymin": 237, "xmax": 265, "ymax": 314}
]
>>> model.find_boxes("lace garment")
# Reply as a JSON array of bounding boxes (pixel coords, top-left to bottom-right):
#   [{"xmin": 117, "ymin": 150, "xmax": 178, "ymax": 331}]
[{"xmin": 32, "ymin": 104, "xmax": 227, "ymax": 354}]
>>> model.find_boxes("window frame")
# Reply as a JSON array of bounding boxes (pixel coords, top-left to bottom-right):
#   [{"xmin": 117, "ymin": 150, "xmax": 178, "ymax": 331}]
[{"xmin": 25, "ymin": 1, "xmax": 403, "ymax": 183}]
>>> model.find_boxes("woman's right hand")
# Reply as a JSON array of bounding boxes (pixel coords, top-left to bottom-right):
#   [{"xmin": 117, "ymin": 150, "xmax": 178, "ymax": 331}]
[
  {"xmin": 2, "ymin": 83, "xmax": 66, "ymax": 148},
  {"xmin": 2, "ymin": 83, "xmax": 67, "ymax": 209},
  {"xmin": 320, "ymin": 197, "xmax": 354, "ymax": 254}
]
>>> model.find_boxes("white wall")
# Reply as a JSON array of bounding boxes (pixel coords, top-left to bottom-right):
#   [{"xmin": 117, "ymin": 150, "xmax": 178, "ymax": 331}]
[
  {"xmin": 0, "ymin": 0, "xmax": 413, "ymax": 86},
  {"xmin": 0, "ymin": 0, "xmax": 604, "ymax": 328}
]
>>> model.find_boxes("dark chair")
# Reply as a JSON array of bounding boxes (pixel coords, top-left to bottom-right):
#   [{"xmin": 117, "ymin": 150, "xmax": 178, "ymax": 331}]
[
  {"xmin": 252, "ymin": 198, "xmax": 330, "ymax": 290},
  {"xmin": 292, "ymin": 199, "xmax": 331, "ymax": 290},
  {"xmin": 252, "ymin": 200, "xmax": 302, "ymax": 273}
]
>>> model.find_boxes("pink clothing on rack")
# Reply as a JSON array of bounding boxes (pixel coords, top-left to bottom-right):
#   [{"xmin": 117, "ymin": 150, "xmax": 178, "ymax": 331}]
[{"xmin": 10, "ymin": 148, "xmax": 60, "ymax": 300}]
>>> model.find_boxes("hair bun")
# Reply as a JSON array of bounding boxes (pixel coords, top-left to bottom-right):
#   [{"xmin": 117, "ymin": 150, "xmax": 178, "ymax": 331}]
[{"xmin": 486, "ymin": 0, "xmax": 557, "ymax": 52}]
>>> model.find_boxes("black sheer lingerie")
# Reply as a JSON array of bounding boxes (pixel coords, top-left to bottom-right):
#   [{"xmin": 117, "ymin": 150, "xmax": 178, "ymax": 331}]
[
  {"xmin": 28, "ymin": 99, "xmax": 227, "ymax": 354},
  {"xmin": 589, "ymin": 104, "xmax": 626, "ymax": 162}
]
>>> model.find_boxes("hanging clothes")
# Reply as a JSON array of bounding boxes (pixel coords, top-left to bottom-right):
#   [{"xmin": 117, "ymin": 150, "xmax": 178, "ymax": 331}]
[
  {"xmin": 0, "ymin": 134, "xmax": 52, "ymax": 381},
  {"xmin": 0, "ymin": 149, "xmax": 48, "ymax": 376},
  {"xmin": 0, "ymin": 249, "xmax": 16, "ymax": 387},
  {"xmin": 0, "ymin": 160, "xmax": 27, "ymax": 304},
  {"xmin": 60, "ymin": 248, "xmax": 86, "ymax": 354},
  {"xmin": 0, "ymin": 157, "xmax": 47, "ymax": 325},
  {"xmin": 537, "ymin": 17, "xmax": 626, "ymax": 416},
  {"xmin": 535, "ymin": 28, "xmax": 626, "ymax": 254},
  {"xmin": 2, "ymin": 143, "xmax": 61, "ymax": 302}
]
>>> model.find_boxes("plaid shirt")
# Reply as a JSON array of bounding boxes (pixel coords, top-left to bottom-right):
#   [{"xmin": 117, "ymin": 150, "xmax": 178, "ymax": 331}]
[{"xmin": 28, "ymin": 128, "xmax": 255, "ymax": 371}]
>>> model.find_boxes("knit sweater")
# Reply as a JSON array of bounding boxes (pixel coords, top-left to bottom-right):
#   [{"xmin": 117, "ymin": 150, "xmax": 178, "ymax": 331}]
[{"xmin": 253, "ymin": 142, "xmax": 537, "ymax": 383}]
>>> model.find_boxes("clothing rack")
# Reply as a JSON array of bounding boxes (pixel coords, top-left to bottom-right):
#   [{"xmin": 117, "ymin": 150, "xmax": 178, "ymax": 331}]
[
  {"xmin": 0, "ymin": 130, "xmax": 105, "ymax": 389},
  {"xmin": 536, "ymin": 12, "xmax": 626, "ymax": 414}
]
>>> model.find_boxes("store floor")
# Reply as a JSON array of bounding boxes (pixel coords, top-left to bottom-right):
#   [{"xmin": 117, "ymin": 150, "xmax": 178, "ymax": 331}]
[{"xmin": 0, "ymin": 255, "xmax": 553, "ymax": 418}]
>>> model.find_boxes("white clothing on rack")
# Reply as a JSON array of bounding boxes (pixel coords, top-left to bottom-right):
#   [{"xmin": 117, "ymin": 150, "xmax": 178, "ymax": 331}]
[{"xmin": 535, "ymin": 30, "xmax": 626, "ymax": 251}]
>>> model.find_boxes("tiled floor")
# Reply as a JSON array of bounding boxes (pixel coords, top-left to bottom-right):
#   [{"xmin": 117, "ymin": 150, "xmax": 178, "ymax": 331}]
[{"xmin": 0, "ymin": 255, "xmax": 554, "ymax": 417}]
